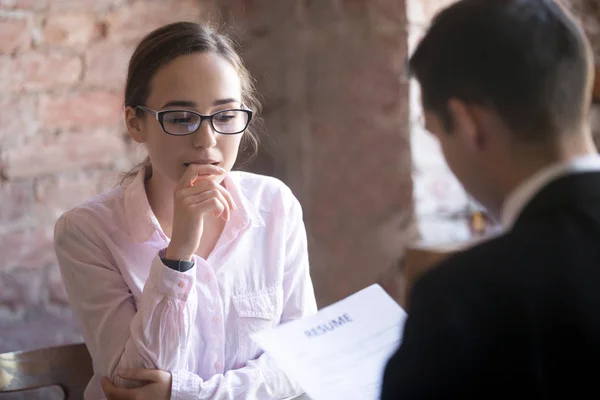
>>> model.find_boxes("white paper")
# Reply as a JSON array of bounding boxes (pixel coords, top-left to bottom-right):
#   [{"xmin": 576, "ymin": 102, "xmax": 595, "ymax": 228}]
[{"xmin": 252, "ymin": 284, "xmax": 407, "ymax": 400}]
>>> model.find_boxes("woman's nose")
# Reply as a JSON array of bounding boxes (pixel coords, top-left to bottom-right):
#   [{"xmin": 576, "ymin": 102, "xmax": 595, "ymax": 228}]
[{"xmin": 193, "ymin": 119, "xmax": 217, "ymax": 148}]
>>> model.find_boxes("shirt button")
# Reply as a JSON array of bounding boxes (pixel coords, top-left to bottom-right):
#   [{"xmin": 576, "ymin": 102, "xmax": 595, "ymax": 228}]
[
  {"xmin": 213, "ymin": 316, "xmax": 221, "ymax": 324},
  {"xmin": 214, "ymin": 361, "xmax": 223, "ymax": 369},
  {"xmin": 177, "ymin": 281, "xmax": 185, "ymax": 289}
]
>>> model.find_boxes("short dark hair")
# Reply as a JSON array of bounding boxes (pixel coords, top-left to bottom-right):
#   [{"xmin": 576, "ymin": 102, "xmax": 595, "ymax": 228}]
[{"xmin": 409, "ymin": 0, "xmax": 593, "ymax": 140}]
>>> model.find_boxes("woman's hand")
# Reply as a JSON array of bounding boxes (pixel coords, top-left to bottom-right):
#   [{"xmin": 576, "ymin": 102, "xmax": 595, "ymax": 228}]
[
  {"xmin": 101, "ymin": 368, "xmax": 171, "ymax": 400},
  {"xmin": 166, "ymin": 163, "xmax": 236, "ymax": 261}
]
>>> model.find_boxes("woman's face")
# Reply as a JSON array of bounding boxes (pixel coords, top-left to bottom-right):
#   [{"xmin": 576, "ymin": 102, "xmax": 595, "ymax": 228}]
[{"xmin": 126, "ymin": 51, "xmax": 245, "ymax": 186}]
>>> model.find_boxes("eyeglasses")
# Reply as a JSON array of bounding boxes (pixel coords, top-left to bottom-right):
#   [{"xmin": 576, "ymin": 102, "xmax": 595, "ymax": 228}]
[{"xmin": 136, "ymin": 105, "xmax": 253, "ymax": 136}]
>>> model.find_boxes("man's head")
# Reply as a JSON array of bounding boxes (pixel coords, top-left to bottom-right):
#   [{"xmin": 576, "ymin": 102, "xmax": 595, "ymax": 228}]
[{"xmin": 410, "ymin": 0, "xmax": 595, "ymax": 214}]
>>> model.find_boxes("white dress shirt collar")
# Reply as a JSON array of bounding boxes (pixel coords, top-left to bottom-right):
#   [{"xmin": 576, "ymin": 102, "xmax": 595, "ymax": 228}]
[{"xmin": 501, "ymin": 154, "xmax": 600, "ymax": 229}]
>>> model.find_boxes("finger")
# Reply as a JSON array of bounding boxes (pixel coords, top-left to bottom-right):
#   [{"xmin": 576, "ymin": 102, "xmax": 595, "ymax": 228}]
[
  {"xmin": 191, "ymin": 196, "xmax": 227, "ymax": 221},
  {"xmin": 204, "ymin": 194, "xmax": 229, "ymax": 221},
  {"xmin": 180, "ymin": 180, "xmax": 237, "ymax": 212},
  {"xmin": 179, "ymin": 178, "xmax": 219, "ymax": 196},
  {"xmin": 191, "ymin": 164, "xmax": 225, "ymax": 184},
  {"xmin": 100, "ymin": 376, "xmax": 111, "ymax": 394},
  {"xmin": 216, "ymin": 193, "xmax": 230, "ymax": 221},
  {"xmin": 215, "ymin": 183, "xmax": 237, "ymax": 211},
  {"xmin": 118, "ymin": 368, "xmax": 161, "ymax": 382},
  {"xmin": 101, "ymin": 377, "xmax": 133, "ymax": 399},
  {"xmin": 182, "ymin": 187, "xmax": 231, "ymax": 221},
  {"xmin": 179, "ymin": 163, "xmax": 225, "ymax": 188},
  {"xmin": 179, "ymin": 164, "xmax": 204, "ymax": 189},
  {"xmin": 202, "ymin": 188, "xmax": 230, "ymax": 220}
]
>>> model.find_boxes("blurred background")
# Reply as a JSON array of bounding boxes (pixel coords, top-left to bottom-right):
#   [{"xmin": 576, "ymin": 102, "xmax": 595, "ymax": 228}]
[{"xmin": 0, "ymin": 0, "xmax": 598, "ymax": 358}]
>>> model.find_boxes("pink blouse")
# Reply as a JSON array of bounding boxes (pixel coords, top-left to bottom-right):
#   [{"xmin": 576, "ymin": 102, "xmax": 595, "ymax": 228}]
[{"xmin": 54, "ymin": 168, "xmax": 317, "ymax": 399}]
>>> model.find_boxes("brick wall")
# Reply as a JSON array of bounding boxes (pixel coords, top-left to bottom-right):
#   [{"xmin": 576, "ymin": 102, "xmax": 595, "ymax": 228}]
[{"xmin": 0, "ymin": 0, "xmax": 215, "ymax": 353}]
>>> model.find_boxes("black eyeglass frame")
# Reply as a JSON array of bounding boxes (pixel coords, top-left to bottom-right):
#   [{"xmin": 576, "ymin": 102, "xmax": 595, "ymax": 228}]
[{"xmin": 135, "ymin": 105, "xmax": 253, "ymax": 136}]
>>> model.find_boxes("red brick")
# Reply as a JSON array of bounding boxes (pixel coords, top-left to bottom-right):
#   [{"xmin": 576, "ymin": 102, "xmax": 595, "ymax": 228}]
[
  {"xmin": 341, "ymin": 0, "xmax": 369, "ymax": 18},
  {"xmin": 0, "ymin": 0, "xmax": 47, "ymax": 10},
  {"xmin": 0, "ymin": 261, "xmax": 46, "ymax": 310},
  {"xmin": 13, "ymin": 51, "xmax": 82, "ymax": 91},
  {"xmin": 0, "ymin": 94, "xmax": 38, "ymax": 145},
  {"xmin": 217, "ymin": 0, "xmax": 272, "ymax": 31},
  {"xmin": 43, "ymin": 12, "xmax": 100, "ymax": 46},
  {"xmin": 369, "ymin": 0, "xmax": 406, "ymax": 19},
  {"xmin": 35, "ymin": 172, "xmax": 102, "ymax": 221},
  {"xmin": 0, "ymin": 180, "xmax": 34, "ymax": 226},
  {"xmin": 40, "ymin": 91, "xmax": 123, "ymax": 130},
  {"xmin": 84, "ymin": 41, "xmax": 134, "ymax": 90},
  {"xmin": 0, "ymin": 56, "xmax": 15, "ymax": 92},
  {"xmin": 104, "ymin": 0, "xmax": 206, "ymax": 42},
  {"xmin": 48, "ymin": 264, "xmax": 69, "ymax": 305},
  {"xmin": 2, "ymin": 130, "xmax": 127, "ymax": 179},
  {"xmin": 97, "ymin": 168, "xmax": 120, "ymax": 193},
  {"xmin": 0, "ymin": 13, "xmax": 33, "ymax": 54},
  {"xmin": 49, "ymin": 0, "xmax": 124, "ymax": 12},
  {"xmin": 0, "ymin": 229, "xmax": 53, "ymax": 271},
  {"xmin": 369, "ymin": 0, "xmax": 407, "ymax": 38}
]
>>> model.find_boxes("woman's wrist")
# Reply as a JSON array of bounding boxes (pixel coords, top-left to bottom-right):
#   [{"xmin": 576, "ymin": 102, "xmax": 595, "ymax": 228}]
[{"xmin": 165, "ymin": 243, "xmax": 193, "ymax": 261}]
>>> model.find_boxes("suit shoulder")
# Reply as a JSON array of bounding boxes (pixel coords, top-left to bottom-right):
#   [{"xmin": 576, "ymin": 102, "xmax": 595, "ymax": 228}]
[{"xmin": 410, "ymin": 227, "xmax": 544, "ymax": 304}]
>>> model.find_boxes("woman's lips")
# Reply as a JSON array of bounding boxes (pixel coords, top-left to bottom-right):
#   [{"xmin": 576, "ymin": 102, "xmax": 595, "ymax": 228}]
[{"xmin": 184, "ymin": 160, "xmax": 220, "ymax": 167}]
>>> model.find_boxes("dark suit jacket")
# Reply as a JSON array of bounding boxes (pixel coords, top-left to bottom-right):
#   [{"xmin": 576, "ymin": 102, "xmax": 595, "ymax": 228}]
[{"xmin": 381, "ymin": 172, "xmax": 600, "ymax": 399}]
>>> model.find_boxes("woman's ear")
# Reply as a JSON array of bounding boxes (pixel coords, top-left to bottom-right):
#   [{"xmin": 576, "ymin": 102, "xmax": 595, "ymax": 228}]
[{"xmin": 125, "ymin": 106, "xmax": 147, "ymax": 144}]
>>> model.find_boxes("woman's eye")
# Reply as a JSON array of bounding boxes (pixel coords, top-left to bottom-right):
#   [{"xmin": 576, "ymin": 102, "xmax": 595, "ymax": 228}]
[
  {"xmin": 172, "ymin": 118, "xmax": 193, "ymax": 124},
  {"xmin": 165, "ymin": 112, "xmax": 196, "ymax": 125},
  {"xmin": 215, "ymin": 114, "xmax": 236, "ymax": 122}
]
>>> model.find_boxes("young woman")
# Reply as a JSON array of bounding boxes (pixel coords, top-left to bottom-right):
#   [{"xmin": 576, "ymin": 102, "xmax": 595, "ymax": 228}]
[{"xmin": 54, "ymin": 21, "xmax": 317, "ymax": 400}]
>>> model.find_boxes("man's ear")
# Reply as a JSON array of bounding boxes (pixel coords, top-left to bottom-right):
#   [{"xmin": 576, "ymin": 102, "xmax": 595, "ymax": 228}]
[
  {"xmin": 125, "ymin": 106, "xmax": 147, "ymax": 144},
  {"xmin": 447, "ymin": 98, "xmax": 483, "ymax": 150}
]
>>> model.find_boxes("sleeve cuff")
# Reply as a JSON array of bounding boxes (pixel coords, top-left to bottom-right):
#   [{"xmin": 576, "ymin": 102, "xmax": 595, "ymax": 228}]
[
  {"xmin": 171, "ymin": 369, "xmax": 201, "ymax": 400},
  {"xmin": 147, "ymin": 251, "xmax": 196, "ymax": 301}
]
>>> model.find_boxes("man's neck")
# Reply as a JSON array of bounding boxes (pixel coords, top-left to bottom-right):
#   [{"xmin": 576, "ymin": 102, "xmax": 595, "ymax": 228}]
[
  {"xmin": 509, "ymin": 133, "xmax": 595, "ymax": 185},
  {"xmin": 492, "ymin": 133, "xmax": 597, "ymax": 221}
]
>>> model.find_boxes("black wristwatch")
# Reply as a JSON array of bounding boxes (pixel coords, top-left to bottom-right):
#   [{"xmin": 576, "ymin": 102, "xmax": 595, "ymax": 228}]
[{"xmin": 160, "ymin": 257, "xmax": 195, "ymax": 273}]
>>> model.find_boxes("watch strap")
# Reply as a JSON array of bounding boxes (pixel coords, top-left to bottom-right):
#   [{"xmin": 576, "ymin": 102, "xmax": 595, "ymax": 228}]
[{"xmin": 160, "ymin": 257, "xmax": 195, "ymax": 273}]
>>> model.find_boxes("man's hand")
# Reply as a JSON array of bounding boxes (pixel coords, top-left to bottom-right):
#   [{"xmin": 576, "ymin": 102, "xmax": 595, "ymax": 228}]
[{"xmin": 101, "ymin": 368, "xmax": 172, "ymax": 400}]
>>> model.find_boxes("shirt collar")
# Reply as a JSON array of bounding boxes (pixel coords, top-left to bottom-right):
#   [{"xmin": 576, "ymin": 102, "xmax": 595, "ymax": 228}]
[
  {"xmin": 124, "ymin": 167, "xmax": 265, "ymax": 243},
  {"xmin": 123, "ymin": 167, "xmax": 158, "ymax": 243},
  {"xmin": 501, "ymin": 154, "xmax": 600, "ymax": 229}
]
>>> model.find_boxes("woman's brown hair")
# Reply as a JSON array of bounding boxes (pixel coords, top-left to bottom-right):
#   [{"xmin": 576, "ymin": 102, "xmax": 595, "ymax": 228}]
[{"xmin": 121, "ymin": 21, "xmax": 261, "ymax": 183}]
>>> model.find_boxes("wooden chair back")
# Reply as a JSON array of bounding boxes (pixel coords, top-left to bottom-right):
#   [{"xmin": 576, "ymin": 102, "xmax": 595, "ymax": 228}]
[{"xmin": 0, "ymin": 343, "xmax": 93, "ymax": 399}]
